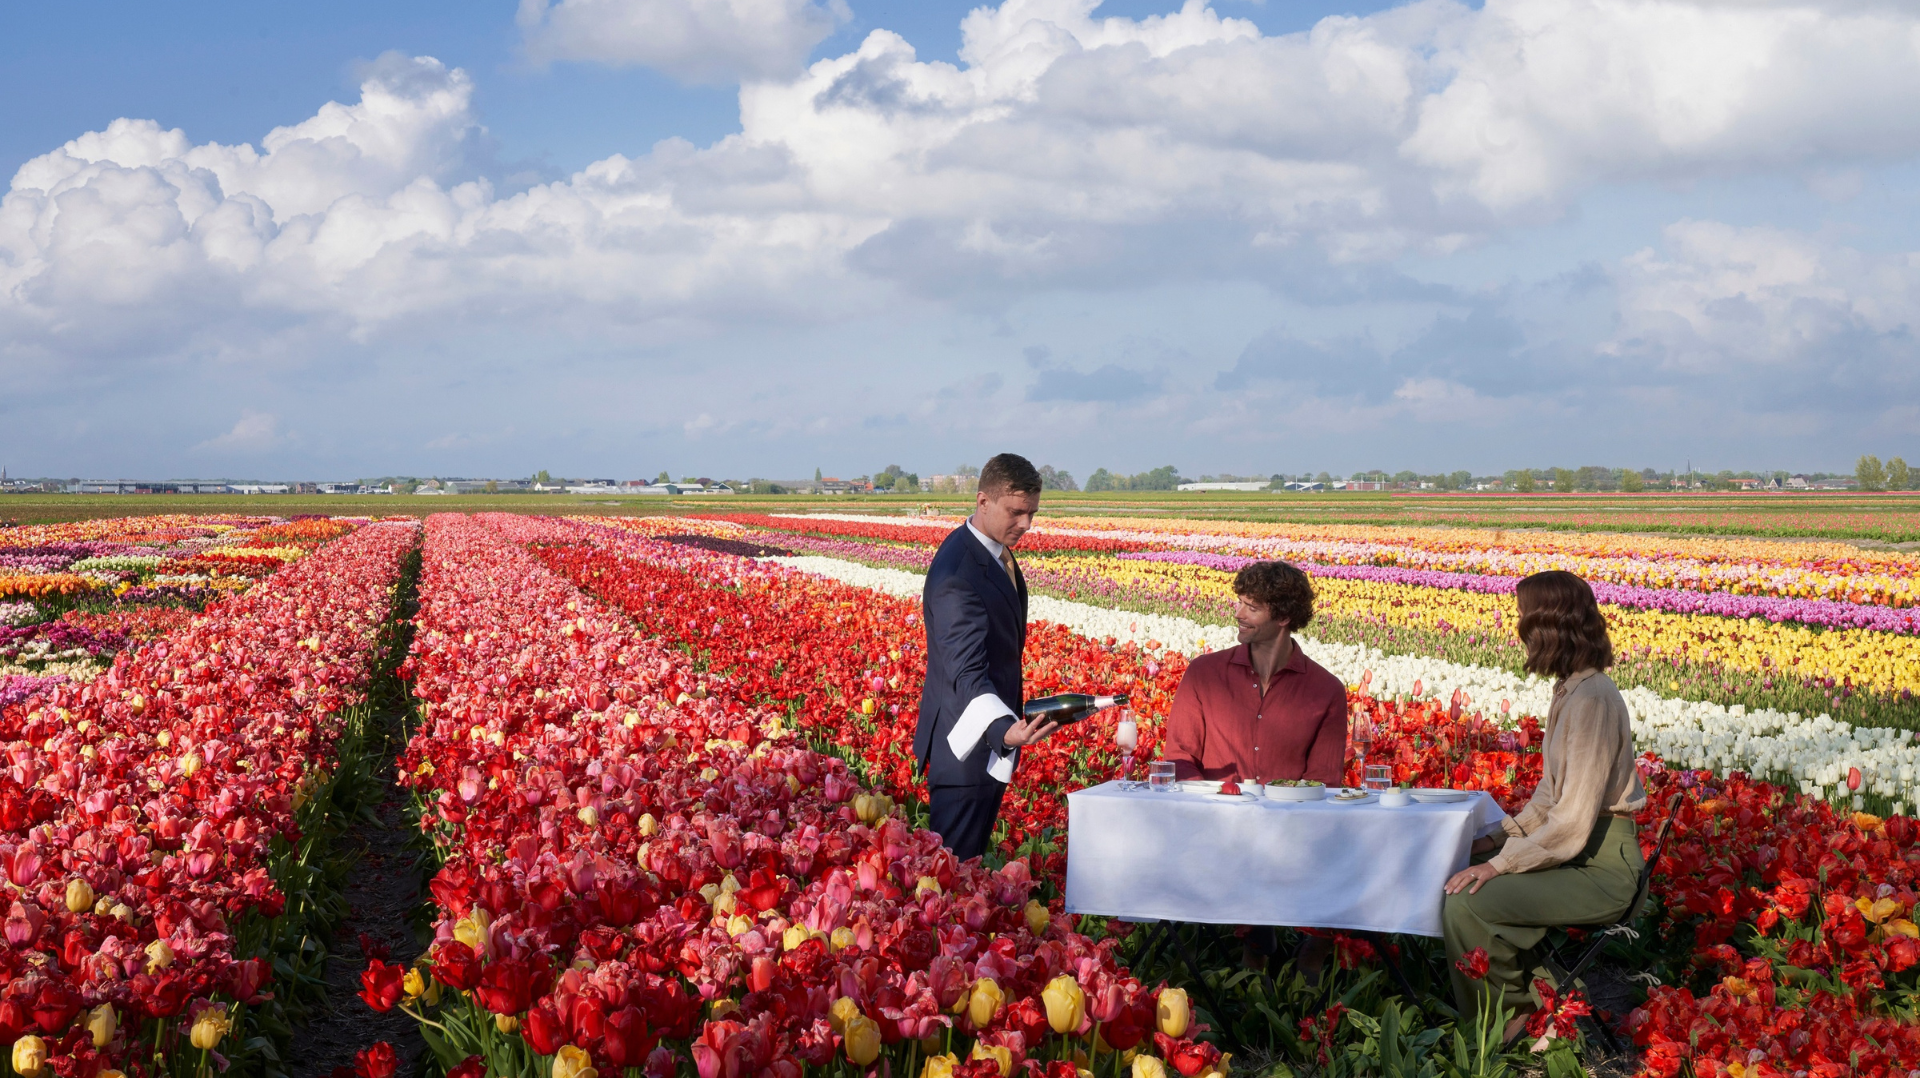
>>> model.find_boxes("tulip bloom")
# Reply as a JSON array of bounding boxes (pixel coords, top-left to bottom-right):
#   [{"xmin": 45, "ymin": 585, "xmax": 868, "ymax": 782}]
[
  {"xmin": 844, "ymin": 1014, "xmax": 882, "ymax": 1066},
  {"xmin": 11, "ymin": 1036, "xmax": 47, "ymax": 1078},
  {"xmin": 1043, "ymin": 975, "xmax": 1087, "ymax": 1035},
  {"xmin": 432, "ymin": 941, "xmax": 483, "ymax": 991},
  {"xmin": 967, "ymin": 977, "xmax": 1005, "ymax": 1027},
  {"xmin": 1155, "ymin": 989, "xmax": 1189, "ymax": 1039},
  {"xmin": 189, "ymin": 1005, "xmax": 230, "ymax": 1050},
  {"xmin": 553, "ymin": 1045, "xmax": 599, "ymax": 1078},
  {"xmin": 355, "ymin": 1043, "xmax": 399, "ymax": 1078},
  {"xmin": 359, "ymin": 959, "xmax": 406, "ymax": 1012}
]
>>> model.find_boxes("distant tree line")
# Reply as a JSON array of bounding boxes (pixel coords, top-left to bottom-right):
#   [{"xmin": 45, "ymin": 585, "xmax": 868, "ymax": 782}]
[
  {"xmin": 1857, "ymin": 456, "xmax": 1912, "ymax": 491},
  {"xmin": 1084, "ymin": 465, "xmax": 1183, "ymax": 492}
]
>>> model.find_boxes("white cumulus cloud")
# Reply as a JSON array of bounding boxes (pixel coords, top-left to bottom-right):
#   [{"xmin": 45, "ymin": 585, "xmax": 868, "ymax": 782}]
[{"xmin": 517, "ymin": 0, "xmax": 851, "ymax": 83}]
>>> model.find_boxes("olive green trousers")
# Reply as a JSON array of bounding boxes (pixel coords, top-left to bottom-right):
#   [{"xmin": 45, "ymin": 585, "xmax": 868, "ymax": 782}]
[{"xmin": 1442, "ymin": 816, "xmax": 1642, "ymax": 1016}]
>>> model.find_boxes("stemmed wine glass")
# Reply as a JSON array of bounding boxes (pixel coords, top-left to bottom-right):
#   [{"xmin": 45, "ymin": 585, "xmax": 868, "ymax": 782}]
[
  {"xmin": 1350, "ymin": 708, "xmax": 1374, "ymax": 790},
  {"xmin": 1115, "ymin": 711, "xmax": 1139, "ymax": 789}
]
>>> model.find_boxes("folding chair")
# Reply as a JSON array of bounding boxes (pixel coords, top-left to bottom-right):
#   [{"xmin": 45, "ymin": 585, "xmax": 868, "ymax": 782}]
[{"xmin": 1543, "ymin": 792, "xmax": 1684, "ymax": 1052}]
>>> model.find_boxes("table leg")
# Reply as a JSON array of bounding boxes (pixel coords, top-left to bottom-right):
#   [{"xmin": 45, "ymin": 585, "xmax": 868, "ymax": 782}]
[
  {"xmin": 1132, "ymin": 921, "xmax": 1168, "ymax": 981},
  {"xmin": 1361, "ymin": 931, "xmax": 1427, "ymax": 1006}
]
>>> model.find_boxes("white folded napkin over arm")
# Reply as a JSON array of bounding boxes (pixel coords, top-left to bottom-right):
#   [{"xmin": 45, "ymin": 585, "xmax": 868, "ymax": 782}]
[{"xmin": 947, "ymin": 693, "xmax": 1019, "ymax": 784}]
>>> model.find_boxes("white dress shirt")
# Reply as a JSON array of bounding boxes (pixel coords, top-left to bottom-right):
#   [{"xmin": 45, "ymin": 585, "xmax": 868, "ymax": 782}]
[{"xmin": 945, "ymin": 519, "xmax": 1020, "ymax": 783}]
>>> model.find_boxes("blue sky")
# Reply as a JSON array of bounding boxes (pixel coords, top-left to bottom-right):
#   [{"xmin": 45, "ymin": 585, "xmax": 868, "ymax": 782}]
[{"xmin": 3, "ymin": 0, "xmax": 1918, "ymax": 482}]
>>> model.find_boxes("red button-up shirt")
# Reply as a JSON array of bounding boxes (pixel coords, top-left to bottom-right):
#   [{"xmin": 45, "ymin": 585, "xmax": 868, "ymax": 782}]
[{"xmin": 1162, "ymin": 642, "xmax": 1348, "ymax": 786}]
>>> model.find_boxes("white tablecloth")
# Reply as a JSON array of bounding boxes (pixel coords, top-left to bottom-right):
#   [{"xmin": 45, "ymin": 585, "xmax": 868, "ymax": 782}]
[{"xmin": 1063, "ymin": 783, "xmax": 1509, "ymax": 937}]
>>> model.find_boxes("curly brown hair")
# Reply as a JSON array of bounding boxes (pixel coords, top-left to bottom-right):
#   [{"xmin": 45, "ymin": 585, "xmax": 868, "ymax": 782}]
[
  {"xmin": 1233, "ymin": 560, "xmax": 1314, "ymax": 631},
  {"xmin": 1515, "ymin": 570, "xmax": 1614, "ymax": 679}
]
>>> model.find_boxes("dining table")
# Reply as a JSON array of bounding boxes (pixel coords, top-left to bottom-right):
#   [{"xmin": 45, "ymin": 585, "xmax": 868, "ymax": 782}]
[{"xmin": 1064, "ymin": 781, "xmax": 1508, "ymax": 937}]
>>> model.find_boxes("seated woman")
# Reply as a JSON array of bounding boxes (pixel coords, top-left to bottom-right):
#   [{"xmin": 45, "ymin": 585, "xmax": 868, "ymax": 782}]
[{"xmin": 1442, "ymin": 570, "xmax": 1647, "ymax": 1042}]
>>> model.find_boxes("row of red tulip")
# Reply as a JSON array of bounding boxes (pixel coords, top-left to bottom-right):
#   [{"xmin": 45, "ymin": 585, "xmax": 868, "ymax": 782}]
[
  {"xmin": 0, "ymin": 519, "xmax": 417, "ymax": 1077},
  {"xmin": 381, "ymin": 514, "xmax": 1217, "ymax": 1078},
  {"xmin": 529, "ymin": 518, "xmax": 1920, "ymax": 1078}
]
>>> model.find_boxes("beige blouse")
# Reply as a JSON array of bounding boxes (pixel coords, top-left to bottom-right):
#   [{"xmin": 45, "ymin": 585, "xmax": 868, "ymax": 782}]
[{"xmin": 1488, "ymin": 669, "xmax": 1647, "ymax": 875}]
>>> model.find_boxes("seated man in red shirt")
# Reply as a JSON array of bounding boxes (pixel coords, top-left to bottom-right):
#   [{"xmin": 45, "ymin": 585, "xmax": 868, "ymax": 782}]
[{"xmin": 1163, "ymin": 560, "xmax": 1349, "ymax": 977}]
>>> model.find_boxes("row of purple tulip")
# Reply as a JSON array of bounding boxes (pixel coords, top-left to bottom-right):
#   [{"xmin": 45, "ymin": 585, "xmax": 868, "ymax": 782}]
[{"xmin": 1118, "ymin": 551, "xmax": 1920, "ymax": 634}]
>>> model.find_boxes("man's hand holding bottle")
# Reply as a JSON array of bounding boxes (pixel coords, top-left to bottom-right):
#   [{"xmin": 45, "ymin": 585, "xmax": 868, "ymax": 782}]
[{"xmin": 1005, "ymin": 693, "xmax": 1130, "ymax": 748}]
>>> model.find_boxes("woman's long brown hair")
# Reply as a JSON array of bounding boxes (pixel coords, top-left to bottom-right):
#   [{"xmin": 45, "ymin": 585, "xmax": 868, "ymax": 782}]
[{"xmin": 1515, "ymin": 570, "xmax": 1614, "ymax": 679}]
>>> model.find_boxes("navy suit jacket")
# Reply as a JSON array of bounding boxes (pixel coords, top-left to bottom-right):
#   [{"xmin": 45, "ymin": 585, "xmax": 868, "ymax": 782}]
[{"xmin": 914, "ymin": 524, "xmax": 1028, "ymax": 788}]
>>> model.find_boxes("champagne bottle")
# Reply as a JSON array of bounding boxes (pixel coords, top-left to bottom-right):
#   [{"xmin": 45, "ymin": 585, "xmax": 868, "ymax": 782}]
[{"xmin": 1022, "ymin": 693, "xmax": 1129, "ymax": 725}]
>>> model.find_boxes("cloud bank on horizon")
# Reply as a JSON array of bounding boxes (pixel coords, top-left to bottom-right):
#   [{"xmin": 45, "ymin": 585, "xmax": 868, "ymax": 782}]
[{"xmin": 3, "ymin": 0, "xmax": 1919, "ymax": 478}]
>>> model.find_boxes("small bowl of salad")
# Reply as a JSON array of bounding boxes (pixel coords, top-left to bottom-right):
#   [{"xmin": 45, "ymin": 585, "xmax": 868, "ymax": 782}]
[{"xmin": 1264, "ymin": 779, "xmax": 1327, "ymax": 801}]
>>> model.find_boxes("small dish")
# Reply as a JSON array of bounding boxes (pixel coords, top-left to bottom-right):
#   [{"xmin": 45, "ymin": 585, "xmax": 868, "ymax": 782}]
[
  {"xmin": 1378, "ymin": 789, "xmax": 1411, "ymax": 807},
  {"xmin": 1208, "ymin": 792, "xmax": 1258, "ymax": 804},
  {"xmin": 1265, "ymin": 783, "xmax": 1327, "ymax": 802},
  {"xmin": 1329, "ymin": 788, "xmax": 1378, "ymax": 805},
  {"xmin": 1409, "ymin": 789, "xmax": 1472, "ymax": 804}
]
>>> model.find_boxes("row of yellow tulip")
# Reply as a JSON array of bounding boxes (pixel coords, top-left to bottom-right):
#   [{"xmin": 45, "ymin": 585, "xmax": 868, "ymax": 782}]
[
  {"xmin": 1035, "ymin": 515, "xmax": 1920, "ymax": 607},
  {"xmin": 1036, "ymin": 555, "xmax": 1919, "ymax": 698}
]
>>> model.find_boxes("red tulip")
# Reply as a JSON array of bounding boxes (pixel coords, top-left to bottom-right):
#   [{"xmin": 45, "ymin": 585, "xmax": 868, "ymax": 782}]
[
  {"xmin": 474, "ymin": 955, "xmax": 540, "ymax": 1016},
  {"xmin": 523, "ymin": 998, "xmax": 567, "ymax": 1054},
  {"xmin": 358, "ymin": 959, "xmax": 405, "ymax": 1012},
  {"xmin": 432, "ymin": 941, "xmax": 481, "ymax": 991},
  {"xmin": 605, "ymin": 1005, "xmax": 656, "ymax": 1067},
  {"xmin": 355, "ymin": 1042, "xmax": 398, "ymax": 1078}
]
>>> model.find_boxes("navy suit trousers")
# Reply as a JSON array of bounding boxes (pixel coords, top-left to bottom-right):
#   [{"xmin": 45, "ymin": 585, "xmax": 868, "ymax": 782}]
[{"xmin": 928, "ymin": 784, "xmax": 1007, "ymax": 862}]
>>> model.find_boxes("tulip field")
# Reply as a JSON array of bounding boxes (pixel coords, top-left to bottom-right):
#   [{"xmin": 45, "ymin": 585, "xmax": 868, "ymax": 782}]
[{"xmin": 6, "ymin": 507, "xmax": 1920, "ymax": 1078}]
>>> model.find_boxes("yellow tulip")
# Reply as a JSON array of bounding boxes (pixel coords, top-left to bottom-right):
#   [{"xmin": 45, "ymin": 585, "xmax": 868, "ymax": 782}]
[
  {"xmin": 1888, "ymin": 919, "xmax": 1920, "ymax": 938},
  {"xmin": 87, "ymin": 1004, "xmax": 116, "ymax": 1048},
  {"xmin": 829, "ymin": 995, "xmax": 862, "ymax": 1036},
  {"xmin": 844, "ymin": 1014, "xmax": 882, "ymax": 1065},
  {"xmin": 1859, "ymin": 897, "xmax": 1902, "ymax": 924},
  {"xmin": 65, "ymin": 879, "xmax": 95, "ymax": 914},
  {"xmin": 1042, "ymin": 974, "xmax": 1086, "ymax": 1034},
  {"xmin": 830, "ymin": 926, "xmax": 856, "ymax": 952},
  {"xmin": 968, "ymin": 977, "xmax": 1006, "ymax": 1027},
  {"xmin": 402, "ymin": 967, "xmax": 427, "ymax": 999},
  {"xmin": 922, "ymin": 1052, "xmax": 960, "ymax": 1078},
  {"xmin": 496, "ymin": 1013, "xmax": 519, "ymax": 1033},
  {"xmin": 1156, "ymin": 988, "xmax": 1190, "ymax": 1038},
  {"xmin": 1131, "ymin": 1056, "xmax": 1168, "ymax": 1078},
  {"xmin": 916, "ymin": 876, "xmax": 943, "ymax": 898},
  {"xmin": 1024, "ymin": 899, "xmax": 1050, "ymax": 936},
  {"xmin": 145, "ymin": 939, "xmax": 175, "ymax": 973},
  {"xmin": 190, "ymin": 1006, "xmax": 230, "ymax": 1050},
  {"xmin": 970, "ymin": 1043, "xmax": 1014, "ymax": 1078},
  {"xmin": 553, "ymin": 1045, "xmax": 599, "ymax": 1078},
  {"xmin": 454, "ymin": 909, "xmax": 492, "ymax": 956},
  {"xmin": 12, "ymin": 1036, "xmax": 47, "ymax": 1078}
]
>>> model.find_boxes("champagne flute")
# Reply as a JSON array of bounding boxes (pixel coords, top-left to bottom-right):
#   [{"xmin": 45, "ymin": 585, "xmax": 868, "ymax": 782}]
[
  {"xmin": 1350, "ymin": 708, "xmax": 1374, "ymax": 791},
  {"xmin": 1115, "ymin": 711, "xmax": 1139, "ymax": 789}
]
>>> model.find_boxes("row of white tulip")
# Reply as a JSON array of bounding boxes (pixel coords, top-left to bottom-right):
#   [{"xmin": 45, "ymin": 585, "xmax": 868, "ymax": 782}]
[{"xmin": 764, "ymin": 553, "xmax": 1920, "ymax": 812}]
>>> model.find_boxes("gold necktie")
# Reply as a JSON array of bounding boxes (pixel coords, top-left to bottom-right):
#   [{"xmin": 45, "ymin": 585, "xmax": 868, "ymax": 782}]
[{"xmin": 999, "ymin": 547, "xmax": 1018, "ymax": 587}]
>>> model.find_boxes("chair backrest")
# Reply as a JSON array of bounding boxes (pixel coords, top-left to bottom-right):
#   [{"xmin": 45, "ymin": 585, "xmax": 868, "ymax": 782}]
[{"xmin": 1618, "ymin": 792, "xmax": 1685, "ymax": 926}]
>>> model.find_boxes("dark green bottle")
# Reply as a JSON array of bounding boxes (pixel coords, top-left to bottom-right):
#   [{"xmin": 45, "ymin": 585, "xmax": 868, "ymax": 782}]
[{"xmin": 1022, "ymin": 693, "xmax": 1129, "ymax": 725}]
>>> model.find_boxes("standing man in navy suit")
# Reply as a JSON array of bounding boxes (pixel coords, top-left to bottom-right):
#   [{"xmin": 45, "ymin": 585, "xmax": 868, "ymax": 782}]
[{"xmin": 914, "ymin": 453, "xmax": 1061, "ymax": 861}]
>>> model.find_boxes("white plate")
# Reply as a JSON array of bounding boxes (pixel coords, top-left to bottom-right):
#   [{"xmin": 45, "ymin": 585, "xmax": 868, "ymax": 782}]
[
  {"xmin": 1409, "ymin": 789, "xmax": 1472, "ymax": 803},
  {"xmin": 1328, "ymin": 789, "xmax": 1379, "ymax": 805},
  {"xmin": 1208, "ymin": 792, "xmax": 1258, "ymax": 804},
  {"xmin": 1265, "ymin": 784, "xmax": 1327, "ymax": 801},
  {"xmin": 1181, "ymin": 780, "xmax": 1223, "ymax": 794}
]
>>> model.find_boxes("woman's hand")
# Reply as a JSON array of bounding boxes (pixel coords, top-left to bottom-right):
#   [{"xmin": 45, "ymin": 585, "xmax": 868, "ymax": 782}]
[
  {"xmin": 1444, "ymin": 862, "xmax": 1504, "ymax": 895},
  {"xmin": 1470, "ymin": 835, "xmax": 1499, "ymax": 855}
]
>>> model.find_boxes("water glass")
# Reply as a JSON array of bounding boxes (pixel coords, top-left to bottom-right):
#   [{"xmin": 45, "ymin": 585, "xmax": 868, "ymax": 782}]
[
  {"xmin": 1147, "ymin": 761, "xmax": 1177, "ymax": 792},
  {"xmin": 1364, "ymin": 764, "xmax": 1393, "ymax": 792}
]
